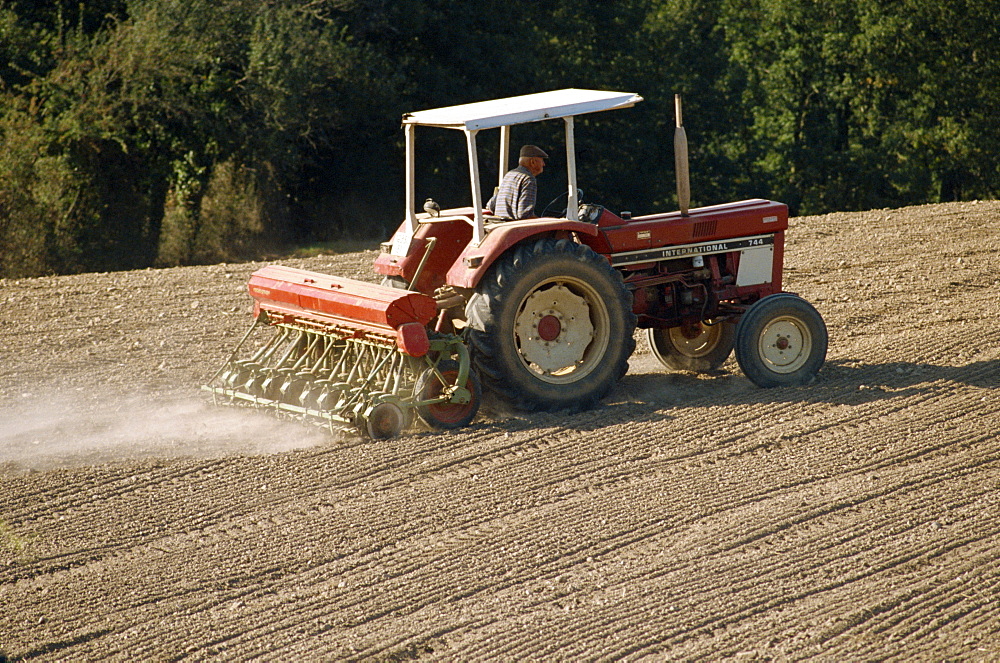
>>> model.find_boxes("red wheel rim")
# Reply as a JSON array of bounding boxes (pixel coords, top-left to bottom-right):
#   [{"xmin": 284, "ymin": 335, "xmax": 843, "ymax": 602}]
[{"xmin": 424, "ymin": 369, "xmax": 474, "ymax": 425}]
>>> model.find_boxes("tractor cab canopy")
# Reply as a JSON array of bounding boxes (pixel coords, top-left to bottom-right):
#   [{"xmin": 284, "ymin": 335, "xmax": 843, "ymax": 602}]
[{"xmin": 400, "ymin": 89, "xmax": 643, "ymax": 244}]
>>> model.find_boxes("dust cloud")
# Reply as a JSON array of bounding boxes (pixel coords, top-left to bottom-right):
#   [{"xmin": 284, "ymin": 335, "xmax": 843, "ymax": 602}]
[{"xmin": 0, "ymin": 391, "xmax": 332, "ymax": 473}]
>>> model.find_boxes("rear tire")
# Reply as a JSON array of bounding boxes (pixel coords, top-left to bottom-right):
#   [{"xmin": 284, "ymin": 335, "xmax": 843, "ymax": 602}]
[
  {"xmin": 467, "ymin": 238, "xmax": 636, "ymax": 412},
  {"xmin": 735, "ymin": 294, "xmax": 827, "ymax": 387},
  {"xmin": 647, "ymin": 321, "xmax": 735, "ymax": 372}
]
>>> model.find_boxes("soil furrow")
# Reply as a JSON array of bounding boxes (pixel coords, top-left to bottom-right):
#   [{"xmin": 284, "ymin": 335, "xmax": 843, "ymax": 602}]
[{"xmin": 2, "ymin": 202, "xmax": 999, "ymax": 660}]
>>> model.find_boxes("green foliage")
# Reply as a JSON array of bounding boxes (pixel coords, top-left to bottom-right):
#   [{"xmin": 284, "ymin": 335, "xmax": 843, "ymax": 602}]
[
  {"xmin": 718, "ymin": 0, "xmax": 1000, "ymax": 213},
  {"xmin": 722, "ymin": 0, "xmax": 871, "ymax": 212},
  {"xmin": 1, "ymin": 0, "xmax": 998, "ymax": 276}
]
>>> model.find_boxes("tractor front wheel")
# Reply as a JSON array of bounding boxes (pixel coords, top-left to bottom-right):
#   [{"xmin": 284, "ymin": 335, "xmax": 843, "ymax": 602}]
[
  {"xmin": 735, "ymin": 294, "xmax": 827, "ymax": 387},
  {"xmin": 467, "ymin": 238, "xmax": 636, "ymax": 412},
  {"xmin": 647, "ymin": 320, "xmax": 735, "ymax": 373}
]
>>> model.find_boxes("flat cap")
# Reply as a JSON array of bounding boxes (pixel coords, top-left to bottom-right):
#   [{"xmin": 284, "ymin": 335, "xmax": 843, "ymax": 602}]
[{"xmin": 519, "ymin": 145, "xmax": 549, "ymax": 159}]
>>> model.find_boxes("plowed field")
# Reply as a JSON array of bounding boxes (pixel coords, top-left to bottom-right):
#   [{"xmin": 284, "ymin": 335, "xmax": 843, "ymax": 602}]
[{"xmin": 2, "ymin": 201, "xmax": 999, "ymax": 661}]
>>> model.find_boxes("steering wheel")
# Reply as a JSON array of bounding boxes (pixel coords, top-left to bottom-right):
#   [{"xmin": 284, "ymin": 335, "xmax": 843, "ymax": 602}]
[{"xmin": 540, "ymin": 189, "xmax": 584, "ymax": 218}]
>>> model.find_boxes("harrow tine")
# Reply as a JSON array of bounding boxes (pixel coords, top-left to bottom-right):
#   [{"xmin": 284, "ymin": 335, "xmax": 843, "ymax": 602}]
[
  {"xmin": 343, "ymin": 344, "xmax": 367, "ymax": 384},
  {"xmin": 337, "ymin": 345, "xmax": 397, "ymax": 414},
  {"xmin": 206, "ymin": 316, "xmax": 264, "ymax": 384},
  {"xmin": 382, "ymin": 352, "xmax": 400, "ymax": 393},
  {"xmin": 288, "ymin": 332, "xmax": 323, "ymax": 372},
  {"xmin": 250, "ymin": 326, "xmax": 292, "ymax": 366},
  {"xmin": 307, "ymin": 336, "xmax": 337, "ymax": 372}
]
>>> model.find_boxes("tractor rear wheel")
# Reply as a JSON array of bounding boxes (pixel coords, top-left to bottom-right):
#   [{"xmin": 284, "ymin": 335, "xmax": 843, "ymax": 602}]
[
  {"xmin": 466, "ymin": 238, "xmax": 636, "ymax": 412},
  {"xmin": 647, "ymin": 320, "xmax": 735, "ymax": 372},
  {"xmin": 735, "ymin": 294, "xmax": 827, "ymax": 387}
]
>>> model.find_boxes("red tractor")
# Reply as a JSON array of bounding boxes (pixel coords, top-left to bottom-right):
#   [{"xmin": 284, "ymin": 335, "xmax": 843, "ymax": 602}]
[{"xmin": 205, "ymin": 89, "xmax": 827, "ymax": 438}]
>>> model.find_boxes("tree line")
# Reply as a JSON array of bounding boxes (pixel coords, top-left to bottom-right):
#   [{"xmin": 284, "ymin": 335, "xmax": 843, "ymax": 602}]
[{"xmin": 1, "ymin": 0, "xmax": 996, "ymax": 277}]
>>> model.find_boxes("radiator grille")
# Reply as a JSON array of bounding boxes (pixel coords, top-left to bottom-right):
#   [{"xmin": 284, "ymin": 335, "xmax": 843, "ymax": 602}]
[{"xmin": 692, "ymin": 220, "xmax": 718, "ymax": 238}]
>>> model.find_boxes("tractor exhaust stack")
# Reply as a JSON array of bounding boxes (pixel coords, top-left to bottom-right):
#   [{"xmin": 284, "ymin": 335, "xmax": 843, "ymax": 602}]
[{"xmin": 674, "ymin": 94, "xmax": 690, "ymax": 216}]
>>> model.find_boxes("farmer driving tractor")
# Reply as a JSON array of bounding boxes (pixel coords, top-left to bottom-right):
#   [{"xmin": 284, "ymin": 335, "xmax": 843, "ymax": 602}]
[{"xmin": 486, "ymin": 144, "xmax": 548, "ymax": 220}]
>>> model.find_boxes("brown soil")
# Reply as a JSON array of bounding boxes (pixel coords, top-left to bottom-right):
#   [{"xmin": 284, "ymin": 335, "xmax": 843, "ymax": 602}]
[{"xmin": 2, "ymin": 201, "xmax": 999, "ymax": 661}]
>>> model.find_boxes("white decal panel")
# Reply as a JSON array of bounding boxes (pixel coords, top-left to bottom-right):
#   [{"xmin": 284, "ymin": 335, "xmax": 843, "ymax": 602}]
[{"xmin": 735, "ymin": 246, "xmax": 774, "ymax": 286}]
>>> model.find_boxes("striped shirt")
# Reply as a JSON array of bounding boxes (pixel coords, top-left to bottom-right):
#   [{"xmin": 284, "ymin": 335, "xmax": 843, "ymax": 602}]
[{"xmin": 487, "ymin": 165, "xmax": 536, "ymax": 220}]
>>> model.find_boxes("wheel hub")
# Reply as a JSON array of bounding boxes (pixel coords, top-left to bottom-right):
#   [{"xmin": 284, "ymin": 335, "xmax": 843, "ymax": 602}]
[
  {"xmin": 514, "ymin": 285, "xmax": 594, "ymax": 373},
  {"xmin": 537, "ymin": 314, "xmax": 562, "ymax": 341},
  {"xmin": 668, "ymin": 322, "xmax": 723, "ymax": 358},
  {"xmin": 759, "ymin": 318, "xmax": 810, "ymax": 372},
  {"xmin": 679, "ymin": 323, "xmax": 704, "ymax": 340}
]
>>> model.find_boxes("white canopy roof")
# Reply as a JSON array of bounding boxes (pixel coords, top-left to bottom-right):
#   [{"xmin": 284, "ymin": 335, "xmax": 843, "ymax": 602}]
[{"xmin": 402, "ymin": 88, "xmax": 643, "ymax": 131}]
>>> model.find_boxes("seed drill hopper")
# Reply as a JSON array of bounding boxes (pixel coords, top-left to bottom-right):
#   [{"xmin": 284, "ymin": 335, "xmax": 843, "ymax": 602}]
[
  {"xmin": 203, "ymin": 266, "xmax": 479, "ymax": 439},
  {"xmin": 204, "ymin": 89, "xmax": 828, "ymax": 438}
]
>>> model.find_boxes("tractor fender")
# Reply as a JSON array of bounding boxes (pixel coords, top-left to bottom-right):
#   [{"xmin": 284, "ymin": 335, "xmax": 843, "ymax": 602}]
[{"xmin": 445, "ymin": 218, "xmax": 600, "ymax": 289}]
